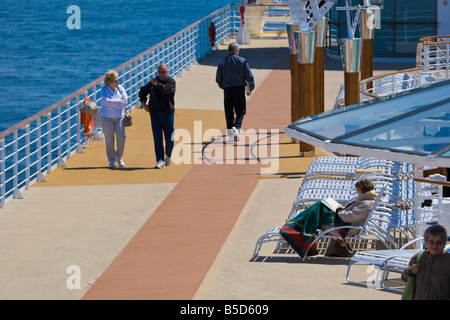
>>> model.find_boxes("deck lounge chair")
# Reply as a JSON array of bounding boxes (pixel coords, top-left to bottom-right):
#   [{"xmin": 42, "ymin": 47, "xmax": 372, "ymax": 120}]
[
  {"xmin": 346, "ymin": 237, "xmax": 423, "ymax": 290},
  {"xmin": 346, "ymin": 238, "xmax": 450, "ymax": 293},
  {"xmin": 303, "ymin": 156, "xmax": 413, "ymax": 181},
  {"xmin": 252, "ymin": 183, "xmax": 394, "ymax": 261},
  {"xmin": 300, "ymin": 183, "xmax": 392, "ymax": 261},
  {"xmin": 252, "ymin": 155, "xmax": 415, "ymax": 261}
]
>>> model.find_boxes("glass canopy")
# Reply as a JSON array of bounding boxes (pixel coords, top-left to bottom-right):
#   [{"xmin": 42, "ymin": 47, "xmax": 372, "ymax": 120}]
[{"xmin": 285, "ymin": 79, "xmax": 450, "ymax": 167}]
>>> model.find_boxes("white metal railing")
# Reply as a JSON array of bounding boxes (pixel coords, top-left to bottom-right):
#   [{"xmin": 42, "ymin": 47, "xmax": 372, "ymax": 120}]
[
  {"xmin": 359, "ymin": 35, "xmax": 450, "ymax": 101},
  {"xmin": 0, "ymin": 3, "xmax": 291, "ymax": 208},
  {"xmin": 0, "ymin": 5, "xmax": 232, "ymax": 208},
  {"xmin": 229, "ymin": 2, "xmax": 290, "ymax": 36},
  {"xmin": 414, "ymin": 175, "xmax": 450, "ymax": 237}
]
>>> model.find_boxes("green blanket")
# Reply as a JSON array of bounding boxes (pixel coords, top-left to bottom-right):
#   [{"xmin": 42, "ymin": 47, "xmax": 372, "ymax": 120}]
[{"xmin": 279, "ymin": 201, "xmax": 335, "ymax": 258}]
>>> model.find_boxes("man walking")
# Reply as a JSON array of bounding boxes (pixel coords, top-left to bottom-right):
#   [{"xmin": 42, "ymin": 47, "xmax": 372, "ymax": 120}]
[
  {"xmin": 139, "ymin": 64, "xmax": 176, "ymax": 169},
  {"xmin": 216, "ymin": 42, "xmax": 255, "ymax": 142}
]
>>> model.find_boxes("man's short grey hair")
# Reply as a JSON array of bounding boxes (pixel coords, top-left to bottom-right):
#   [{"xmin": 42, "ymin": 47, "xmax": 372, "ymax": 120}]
[{"xmin": 228, "ymin": 42, "xmax": 239, "ymax": 53}]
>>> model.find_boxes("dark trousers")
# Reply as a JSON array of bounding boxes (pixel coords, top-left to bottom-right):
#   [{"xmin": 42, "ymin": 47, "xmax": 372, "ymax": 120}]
[
  {"xmin": 223, "ymin": 85, "xmax": 246, "ymax": 130},
  {"xmin": 150, "ymin": 112, "xmax": 174, "ymax": 162}
]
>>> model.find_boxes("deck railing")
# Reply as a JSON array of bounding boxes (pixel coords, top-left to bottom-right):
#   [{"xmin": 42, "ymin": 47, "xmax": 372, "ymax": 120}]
[
  {"xmin": 0, "ymin": 5, "xmax": 233, "ymax": 208},
  {"xmin": 359, "ymin": 35, "xmax": 450, "ymax": 100},
  {"xmin": 0, "ymin": 3, "xmax": 291, "ymax": 208}
]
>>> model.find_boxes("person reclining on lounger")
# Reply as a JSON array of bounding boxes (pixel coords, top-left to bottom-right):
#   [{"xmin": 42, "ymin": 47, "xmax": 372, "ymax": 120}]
[{"xmin": 280, "ymin": 178, "xmax": 377, "ymax": 258}]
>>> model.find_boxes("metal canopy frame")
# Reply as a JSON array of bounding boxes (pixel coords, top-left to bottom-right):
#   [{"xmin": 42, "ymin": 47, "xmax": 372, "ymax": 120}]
[{"xmin": 285, "ymin": 79, "xmax": 450, "ymax": 167}]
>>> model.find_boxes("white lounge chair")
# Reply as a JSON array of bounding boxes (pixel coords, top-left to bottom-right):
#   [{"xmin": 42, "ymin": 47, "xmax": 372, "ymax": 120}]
[
  {"xmin": 346, "ymin": 238, "xmax": 450, "ymax": 293},
  {"xmin": 252, "ymin": 183, "xmax": 397, "ymax": 261},
  {"xmin": 301, "ymin": 183, "xmax": 394, "ymax": 261}
]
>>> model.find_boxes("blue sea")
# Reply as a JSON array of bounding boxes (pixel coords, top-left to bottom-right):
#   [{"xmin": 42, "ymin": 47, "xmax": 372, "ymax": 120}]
[{"xmin": 0, "ymin": 0, "xmax": 232, "ymax": 133}]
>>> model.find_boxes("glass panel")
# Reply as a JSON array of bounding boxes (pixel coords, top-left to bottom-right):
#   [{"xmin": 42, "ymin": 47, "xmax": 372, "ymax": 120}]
[
  {"xmin": 379, "ymin": 0, "xmax": 394, "ymax": 22},
  {"xmin": 329, "ymin": 23, "xmax": 340, "ymax": 54},
  {"xmin": 374, "ymin": 25, "xmax": 394, "ymax": 56},
  {"xmin": 290, "ymin": 83, "xmax": 450, "ymax": 141},
  {"xmin": 395, "ymin": 0, "xmax": 436, "ymax": 23},
  {"xmin": 341, "ymin": 104, "xmax": 450, "ymax": 155},
  {"xmin": 439, "ymin": 149, "xmax": 450, "ymax": 158},
  {"xmin": 395, "ymin": 25, "xmax": 436, "ymax": 55}
]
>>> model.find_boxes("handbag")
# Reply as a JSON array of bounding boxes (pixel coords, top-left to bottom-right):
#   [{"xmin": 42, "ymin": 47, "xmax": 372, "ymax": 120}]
[
  {"xmin": 401, "ymin": 251, "xmax": 423, "ymax": 300},
  {"xmin": 124, "ymin": 112, "xmax": 132, "ymax": 127},
  {"xmin": 325, "ymin": 238, "xmax": 354, "ymax": 257}
]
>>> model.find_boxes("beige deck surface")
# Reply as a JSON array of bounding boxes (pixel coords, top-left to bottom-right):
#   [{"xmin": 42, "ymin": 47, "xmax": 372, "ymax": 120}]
[{"xmin": 0, "ymin": 38, "xmax": 414, "ymax": 300}]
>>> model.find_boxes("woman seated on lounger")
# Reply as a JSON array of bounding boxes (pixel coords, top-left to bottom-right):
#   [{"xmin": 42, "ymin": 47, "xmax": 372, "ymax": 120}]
[{"xmin": 280, "ymin": 178, "xmax": 378, "ymax": 258}]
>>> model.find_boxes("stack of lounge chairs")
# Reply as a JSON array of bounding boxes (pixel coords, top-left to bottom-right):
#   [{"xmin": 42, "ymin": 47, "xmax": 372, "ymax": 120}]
[
  {"xmin": 252, "ymin": 156, "xmax": 416, "ymax": 261},
  {"xmin": 252, "ymin": 156, "xmax": 449, "ymax": 295}
]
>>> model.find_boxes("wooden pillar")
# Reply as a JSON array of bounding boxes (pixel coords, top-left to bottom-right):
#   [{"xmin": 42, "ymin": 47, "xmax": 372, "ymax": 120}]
[
  {"xmin": 290, "ymin": 54, "xmax": 300, "ymax": 123},
  {"xmin": 359, "ymin": 9, "xmax": 376, "ymax": 91},
  {"xmin": 344, "ymin": 72, "xmax": 360, "ymax": 106},
  {"xmin": 313, "ymin": 46, "xmax": 325, "ymax": 114},
  {"xmin": 361, "ymin": 38, "xmax": 373, "ymax": 89}
]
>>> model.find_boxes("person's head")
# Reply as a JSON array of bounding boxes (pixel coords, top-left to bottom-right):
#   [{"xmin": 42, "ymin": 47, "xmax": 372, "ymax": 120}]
[
  {"xmin": 105, "ymin": 70, "xmax": 119, "ymax": 91},
  {"xmin": 424, "ymin": 224, "xmax": 447, "ymax": 255},
  {"xmin": 228, "ymin": 42, "xmax": 239, "ymax": 55},
  {"xmin": 355, "ymin": 178, "xmax": 375, "ymax": 194},
  {"xmin": 157, "ymin": 64, "xmax": 169, "ymax": 80}
]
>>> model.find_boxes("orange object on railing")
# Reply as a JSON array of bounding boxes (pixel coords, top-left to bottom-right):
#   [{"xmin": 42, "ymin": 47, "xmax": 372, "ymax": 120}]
[
  {"xmin": 240, "ymin": 6, "xmax": 246, "ymax": 25},
  {"xmin": 209, "ymin": 21, "xmax": 216, "ymax": 47},
  {"xmin": 80, "ymin": 97, "xmax": 94, "ymax": 139}
]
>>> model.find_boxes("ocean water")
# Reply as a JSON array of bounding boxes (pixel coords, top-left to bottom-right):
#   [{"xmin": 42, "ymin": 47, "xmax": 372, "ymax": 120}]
[{"xmin": 0, "ymin": 0, "xmax": 231, "ymax": 133}]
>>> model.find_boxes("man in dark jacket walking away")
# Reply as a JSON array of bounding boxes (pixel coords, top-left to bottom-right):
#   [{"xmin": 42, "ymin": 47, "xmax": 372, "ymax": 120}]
[
  {"xmin": 216, "ymin": 42, "xmax": 255, "ymax": 142},
  {"xmin": 139, "ymin": 64, "xmax": 176, "ymax": 169}
]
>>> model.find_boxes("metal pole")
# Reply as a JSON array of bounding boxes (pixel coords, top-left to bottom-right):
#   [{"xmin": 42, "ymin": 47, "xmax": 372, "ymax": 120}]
[{"xmin": 339, "ymin": 38, "xmax": 363, "ymax": 106}]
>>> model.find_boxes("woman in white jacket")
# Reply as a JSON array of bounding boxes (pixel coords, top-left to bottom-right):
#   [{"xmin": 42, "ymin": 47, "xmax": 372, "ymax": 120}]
[
  {"xmin": 333, "ymin": 178, "xmax": 378, "ymax": 236},
  {"xmin": 100, "ymin": 70, "xmax": 128, "ymax": 168},
  {"xmin": 280, "ymin": 178, "xmax": 378, "ymax": 258}
]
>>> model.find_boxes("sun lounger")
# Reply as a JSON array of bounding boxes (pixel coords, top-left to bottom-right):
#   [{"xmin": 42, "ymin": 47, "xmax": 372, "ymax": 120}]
[
  {"xmin": 300, "ymin": 184, "xmax": 395, "ymax": 261},
  {"xmin": 346, "ymin": 238, "xmax": 450, "ymax": 293},
  {"xmin": 303, "ymin": 156, "xmax": 413, "ymax": 181},
  {"xmin": 253, "ymin": 183, "xmax": 398, "ymax": 261}
]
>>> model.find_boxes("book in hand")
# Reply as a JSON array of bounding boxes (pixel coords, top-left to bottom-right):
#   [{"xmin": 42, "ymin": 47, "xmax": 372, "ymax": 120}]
[{"xmin": 321, "ymin": 197, "xmax": 342, "ymax": 212}]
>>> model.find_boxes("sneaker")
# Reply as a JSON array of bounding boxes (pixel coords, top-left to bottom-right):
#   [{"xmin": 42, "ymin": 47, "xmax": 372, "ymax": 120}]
[
  {"xmin": 108, "ymin": 161, "xmax": 115, "ymax": 168},
  {"xmin": 116, "ymin": 157, "xmax": 125, "ymax": 168},
  {"xmin": 164, "ymin": 156, "xmax": 172, "ymax": 166},
  {"xmin": 155, "ymin": 159, "xmax": 166, "ymax": 169},
  {"xmin": 232, "ymin": 127, "xmax": 240, "ymax": 142},
  {"xmin": 226, "ymin": 129, "xmax": 234, "ymax": 142}
]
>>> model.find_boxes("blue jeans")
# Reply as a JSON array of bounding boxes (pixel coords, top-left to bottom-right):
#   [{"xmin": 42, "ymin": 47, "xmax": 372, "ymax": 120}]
[{"xmin": 150, "ymin": 113, "xmax": 174, "ymax": 162}]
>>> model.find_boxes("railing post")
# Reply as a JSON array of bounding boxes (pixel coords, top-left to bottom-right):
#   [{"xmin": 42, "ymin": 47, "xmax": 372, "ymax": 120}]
[
  {"xmin": 92, "ymin": 86, "xmax": 102, "ymax": 141},
  {"xmin": 25, "ymin": 124, "xmax": 30, "ymax": 190},
  {"xmin": 66, "ymin": 101, "xmax": 72, "ymax": 159},
  {"xmin": 36, "ymin": 117, "xmax": 47, "ymax": 182},
  {"xmin": 75, "ymin": 96, "xmax": 84, "ymax": 149},
  {"xmin": 0, "ymin": 138, "xmax": 5, "ymax": 207},
  {"xmin": 46, "ymin": 112, "xmax": 52, "ymax": 174},
  {"xmin": 57, "ymin": 106, "xmax": 67, "ymax": 167},
  {"xmin": 12, "ymin": 130, "xmax": 23, "ymax": 199}
]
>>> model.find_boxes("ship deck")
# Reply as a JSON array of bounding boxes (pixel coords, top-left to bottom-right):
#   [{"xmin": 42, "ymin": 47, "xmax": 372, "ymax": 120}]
[{"xmin": 0, "ymin": 38, "xmax": 415, "ymax": 300}]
